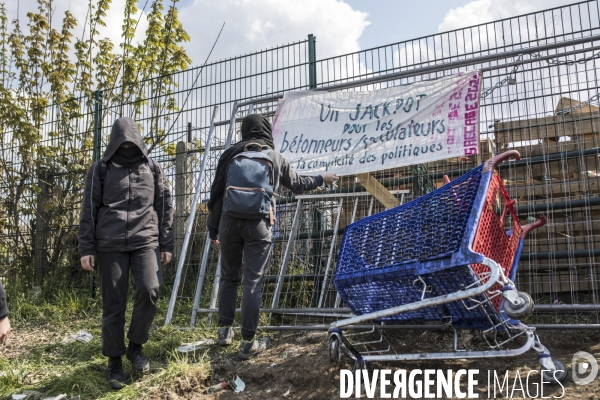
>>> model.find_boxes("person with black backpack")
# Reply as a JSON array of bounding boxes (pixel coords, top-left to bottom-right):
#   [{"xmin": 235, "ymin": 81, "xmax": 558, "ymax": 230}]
[
  {"xmin": 78, "ymin": 117, "xmax": 174, "ymax": 389},
  {"xmin": 207, "ymin": 114, "xmax": 339, "ymax": 359}
]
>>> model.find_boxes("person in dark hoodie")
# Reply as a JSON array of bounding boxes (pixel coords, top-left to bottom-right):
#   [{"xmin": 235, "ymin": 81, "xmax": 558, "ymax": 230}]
[
  {"xmin": 207, "ymin": 114, "xmax": 338, "ymax": 359},
  {"xmin": 0, "ymin": 280, "xmax": 9, "ymax": 345},
  {"xmin": 78, "ymin": 117, "xmax": 173, "ymax": 389}
]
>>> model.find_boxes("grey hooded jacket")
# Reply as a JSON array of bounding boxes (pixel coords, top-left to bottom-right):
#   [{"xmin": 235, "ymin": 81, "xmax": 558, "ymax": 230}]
[{"xmin": 78, "ymin": 118, "xmax": 174, "ymax": 257}]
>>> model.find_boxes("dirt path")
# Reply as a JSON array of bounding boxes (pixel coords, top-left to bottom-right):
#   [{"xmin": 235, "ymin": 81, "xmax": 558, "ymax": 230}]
[
  {"xmin": 210, "ymin": 329, "xmax": 600, "ymax": 399},
  {"xmin": 3, "ymin": 322, "xmax": 598, "ymax": 399}
]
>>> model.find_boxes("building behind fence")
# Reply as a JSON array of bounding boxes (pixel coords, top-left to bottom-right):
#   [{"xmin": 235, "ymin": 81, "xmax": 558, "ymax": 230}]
[{"xmin": 1, "ymin": 0, "xmax": 600, "ymax": 327}]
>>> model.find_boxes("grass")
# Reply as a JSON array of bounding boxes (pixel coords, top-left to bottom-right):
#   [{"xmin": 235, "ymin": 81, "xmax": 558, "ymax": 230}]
[{"xmin": 0, "ymin": 287, "xmax": 233, "ymax": 400}]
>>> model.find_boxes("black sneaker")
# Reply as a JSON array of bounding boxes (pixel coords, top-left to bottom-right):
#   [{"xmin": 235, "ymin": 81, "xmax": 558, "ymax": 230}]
[
  {"xmin": 107, "ymin": 357, "xmax": 126, "ymax": 390},
  {"xmin": 126, "ymin": 342, "xmax": 150, "ymax": 373},
  {"xmin": 238, "ymin": 337, "xmax": 271, "ymax": 359},
  {"xmin": 218, "ymin": 326, "xmax": 234, "ymax": 346}
]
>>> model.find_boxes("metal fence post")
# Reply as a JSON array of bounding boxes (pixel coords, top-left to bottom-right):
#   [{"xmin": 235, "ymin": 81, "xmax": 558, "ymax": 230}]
[
  {"xmin": 334, "ymin": 198, "xmax": 359, "ymax": 308},
  {"xmin": 308, "ymin": 34, "xmax": 317, "ymax": 89},
  {"xmin": 165, "ymin": 106, "xmax": 219, "ymax": 326},
  {"xmin": 93, "ymin": 90, "xmax": 103, "ymax": 163},
  {"xmin": 317, "ymin": 199, "xmax": 343, "ymax": 308},
  {"xmin": 270, "ymin": 199, "xmax": 303, "ymax": 312},
  {"xmin": 90, "ymin": 90, "xmax": 103, "ymax": 298},
  {"xmin": 190, "ymin": 235, "xmax": 213, "ymax": 326},
  {"xmin": 206, "ymin": 255, "xmax": 222, "ymax": 325}
]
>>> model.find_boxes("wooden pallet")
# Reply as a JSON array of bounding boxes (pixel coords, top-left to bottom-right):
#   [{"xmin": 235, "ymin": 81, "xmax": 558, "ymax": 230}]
[
  {"xmin": 495, "ymin": 98, "xmax": 600, "ymax": 158},
  {"xmin": 555, "ymin": 97, "xmax": 600, "ymax": 116},
  {"xmin": 504, "ymin": 140, "xmax": 600, "ymax": 158},
  {"xmin": 516, "ymin": 272, "xmax": 598, "ymax": 294},
  {"xmin": 531, "ymin": 221, "xmax": 600, "ymax": 238},
  {"xmin": 524, "ymin": 233, "xmax": 600, "ymax": 251},
  {"xmin": 495, "ymin": 112, "xmax": 600, "ymax": 146},
  {"xmin": 504, "ymin": 178, "xmax": 600, "ymax": 199},
  {"xmin": 514, "ymin": 196, "xmax": 600, "ymax": 216},
  {"xmin": 503, "ymin": 155, "xmax": 600, "ymax": 183},
  {"xmin": 518, "ymin": 252, "xmax": 599, "ymax": 267}
]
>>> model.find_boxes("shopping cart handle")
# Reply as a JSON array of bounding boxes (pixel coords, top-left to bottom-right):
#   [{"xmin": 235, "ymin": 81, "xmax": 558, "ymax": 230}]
[
  {"xmin": 521, "ymin": 214, "xmax": 547, "ymax": 238},
  {"xmin": 483, "ymin": 150, "xmax": 521, "ymax": 173}
]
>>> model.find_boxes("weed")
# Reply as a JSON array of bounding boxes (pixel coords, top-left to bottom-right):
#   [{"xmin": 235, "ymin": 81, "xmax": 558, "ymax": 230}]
[{"xmin": 0, "ymin": 287, "xmax": 216, "ymax": 399}]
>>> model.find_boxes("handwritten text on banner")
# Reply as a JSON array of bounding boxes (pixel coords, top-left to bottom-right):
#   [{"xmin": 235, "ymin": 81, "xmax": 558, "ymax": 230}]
[{"xmin": 272, "ymin": 71, "xmax": 482, "ymax": 176}]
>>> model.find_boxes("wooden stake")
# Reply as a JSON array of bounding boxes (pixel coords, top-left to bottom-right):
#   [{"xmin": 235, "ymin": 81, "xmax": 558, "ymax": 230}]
[{"xmin": 356, "ymin": 173, "xmax": 400, "ymax": 209}]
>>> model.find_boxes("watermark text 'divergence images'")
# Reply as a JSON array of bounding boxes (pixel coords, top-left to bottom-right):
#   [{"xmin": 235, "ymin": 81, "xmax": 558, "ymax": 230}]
[{"xmin": 339, "ymin": 352, "xmax": 598, "ymax": 399}]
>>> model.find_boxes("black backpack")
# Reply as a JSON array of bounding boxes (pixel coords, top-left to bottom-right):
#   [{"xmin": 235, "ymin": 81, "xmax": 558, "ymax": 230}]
[{"xmin": 222, "ymin": 143, "xmax": 274, "ymax": 221}]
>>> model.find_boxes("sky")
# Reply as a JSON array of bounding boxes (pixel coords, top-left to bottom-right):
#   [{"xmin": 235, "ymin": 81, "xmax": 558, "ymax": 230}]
[{"xmin": 4, "ymin": 0, "xmax": 584, "ymax": 67}]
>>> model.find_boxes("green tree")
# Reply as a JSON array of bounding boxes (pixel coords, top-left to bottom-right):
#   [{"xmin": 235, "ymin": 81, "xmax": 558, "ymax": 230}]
[{"xmin": 0, "ymin": 0, "xmax": 191, "ymax": 286}]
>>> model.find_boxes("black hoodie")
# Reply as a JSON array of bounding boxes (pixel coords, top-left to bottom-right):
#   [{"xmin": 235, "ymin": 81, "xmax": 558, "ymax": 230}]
[
  {"xmin": 208, "ymin": 114, "xmax": 275, "ymax": 211},
  {"xmin": 206, "ymin": 115, "xmax": 322, "ymax": 238},
  {"xmin": 78, "ymin": 117, "xmax": 174, "ymax": 256}
]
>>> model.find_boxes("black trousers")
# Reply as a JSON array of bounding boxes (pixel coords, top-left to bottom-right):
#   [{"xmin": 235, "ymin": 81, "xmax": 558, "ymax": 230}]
[
  {"xmin": 217, "ymin": 214, "xmax": 272, "ymax": 339},
  {"xmin": 97, "ymin": 247, "xmax": 162, "ymax": 357}
]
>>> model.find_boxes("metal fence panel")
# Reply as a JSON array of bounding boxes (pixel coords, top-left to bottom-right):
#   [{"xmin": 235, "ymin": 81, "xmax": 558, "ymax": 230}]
[{"xmin": 2, "ymin": 2, "xmax": 600, "ymax": 328}]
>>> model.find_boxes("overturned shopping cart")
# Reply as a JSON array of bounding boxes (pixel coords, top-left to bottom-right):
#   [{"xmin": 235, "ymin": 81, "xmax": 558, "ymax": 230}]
[{"xmin": 328, "ymin": 150, "xmax": 567, "ymax": 383}]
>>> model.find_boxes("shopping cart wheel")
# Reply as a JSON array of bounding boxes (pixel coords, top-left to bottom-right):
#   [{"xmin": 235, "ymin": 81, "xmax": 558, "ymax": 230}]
[
  {"xmin": 354, "ymin": 360, "xmax": 367, "ymax": 371},
  {"xmin": 541, "ymin": 359, "xmax": 568, "ymax": 384},
  {"xmin": 329, "ymin": 336, "xmax": 341, "ymax": 363},
  {"xmin": 502, "ymin": 291, "xmax": 534, "ymax": 319}
]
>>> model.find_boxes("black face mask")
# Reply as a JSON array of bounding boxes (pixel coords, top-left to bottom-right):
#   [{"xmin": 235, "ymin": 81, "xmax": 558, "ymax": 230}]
[{"xmin": 116, "ymin": 145, "xmax": 142, "ymax": 159}]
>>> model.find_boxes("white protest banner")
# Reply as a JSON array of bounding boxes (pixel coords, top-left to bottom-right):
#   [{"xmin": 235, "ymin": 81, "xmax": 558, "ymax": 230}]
[{"xmin": 272, "ymin": 70, "xmax": 482, "ymax": 176}]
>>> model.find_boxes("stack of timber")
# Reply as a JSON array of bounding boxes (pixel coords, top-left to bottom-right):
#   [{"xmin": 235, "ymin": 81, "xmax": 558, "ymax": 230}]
[{"xmin": 495, "ymin": 98, "xmax": 600, "ymax": 295}]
